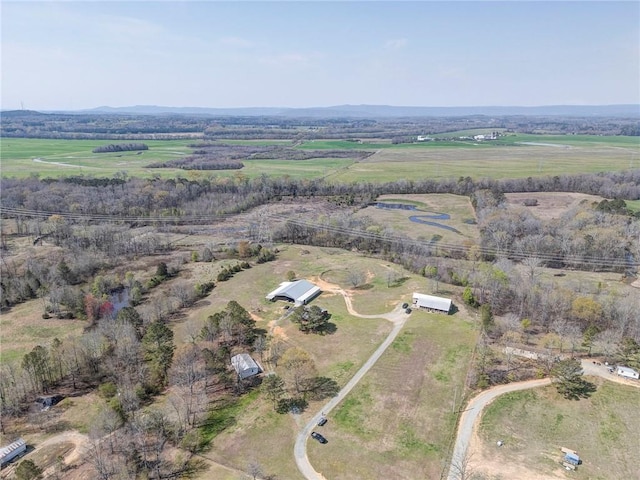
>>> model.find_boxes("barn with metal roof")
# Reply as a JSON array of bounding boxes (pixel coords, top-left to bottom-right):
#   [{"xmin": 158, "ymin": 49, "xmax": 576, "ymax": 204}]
[
  {"xmin": 412, "ymin": 293, "xmax": 452, "ymax": 314},
  {"xmin": 266, "ymin": 280, "xmax": 321, "ymax": 306}
]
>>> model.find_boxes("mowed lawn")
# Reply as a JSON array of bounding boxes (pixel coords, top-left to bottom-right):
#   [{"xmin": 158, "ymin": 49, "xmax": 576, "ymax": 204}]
[{"xmin": 478, "ymin": 380, "xmax": 640, "ymax": 480}]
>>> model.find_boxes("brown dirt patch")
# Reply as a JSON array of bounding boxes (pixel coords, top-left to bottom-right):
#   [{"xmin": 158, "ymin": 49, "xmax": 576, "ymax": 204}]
[{"xmin": 504, "ymin": 192, "xmax": 604, "ymax": 221}]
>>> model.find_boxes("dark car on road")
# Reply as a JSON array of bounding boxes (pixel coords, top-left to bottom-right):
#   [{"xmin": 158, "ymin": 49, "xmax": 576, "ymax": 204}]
[
  {"xmin": 311, "ymin": 432, "xmax": 327, "ymax": 444},
  {"xmin": 402, "ymin": 303, "xmax": 409, "ymax": 309},
  {"xmin": 317, "ymin": 416, "xmax": 327, "ymax": 426},
  {"xmin": 405, "ymin": 308, "xmax": 412, "ymax": 314}
]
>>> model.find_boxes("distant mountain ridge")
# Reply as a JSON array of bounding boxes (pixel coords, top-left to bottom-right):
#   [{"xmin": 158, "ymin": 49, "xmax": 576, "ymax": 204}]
[{"xmin": 7, "ymin": 104, "xmax": 640, "ymax": 118}]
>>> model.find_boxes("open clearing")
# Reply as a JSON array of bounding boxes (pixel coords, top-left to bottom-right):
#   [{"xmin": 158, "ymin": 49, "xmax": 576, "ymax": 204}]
[
  {"xmin": 476, "ymin": 379, "xmax": 640, "ymax": 480},
  {"xmin": 353, "ymin": 193, "xmax": 478, "ymax": 245},
  {"xmin": 309, "ymin": 312, "xmax": 477, "ymax": 480},
  {"xmin": 3, "ymin": 135, "xmax": 638, "ymax": 181},
  {"xmin": 504, "ymin": 192, "xmax": 606, "ymax": 220}
]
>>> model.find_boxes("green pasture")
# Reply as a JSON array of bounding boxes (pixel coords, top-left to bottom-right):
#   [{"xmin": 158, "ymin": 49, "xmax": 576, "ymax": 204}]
[
  {"xmin": 479, "ymin": 380, "xmax": 640, "ymax": 480},
  {"xmin": 312, "ymin": 313, "xmax": 477, "ymax": 479},
  {"xmin": 0, "ymin": 138, "xmax": 193, "ymax": 178},
  {"xmin": 2, "ymin": 135, "xmax": 638, "ymax": 182},
  {"xmin": 330, "ymin": 142, "xmax": 639, "ymax": 182}
]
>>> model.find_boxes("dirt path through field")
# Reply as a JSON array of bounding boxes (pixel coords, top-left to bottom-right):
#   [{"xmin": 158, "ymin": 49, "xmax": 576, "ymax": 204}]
[
  {"xmin": 294, "ymin": 278, "xmax": 409, "ymax": 480},
  {"xmin": 447, "ymin": 360, "xmax": 640, "ymax": 480}
]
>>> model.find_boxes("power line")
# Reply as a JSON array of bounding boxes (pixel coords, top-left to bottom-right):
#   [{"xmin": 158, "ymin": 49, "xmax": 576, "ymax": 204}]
[{"xmin": 2, "ymin": 206, "xmax": 638, "ymax": 268}]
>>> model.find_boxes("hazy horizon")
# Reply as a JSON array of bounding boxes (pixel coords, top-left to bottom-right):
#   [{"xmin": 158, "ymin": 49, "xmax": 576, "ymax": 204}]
[{"xmin": 2, "ymin": 1, "xmax": 639, "ymax": 111}]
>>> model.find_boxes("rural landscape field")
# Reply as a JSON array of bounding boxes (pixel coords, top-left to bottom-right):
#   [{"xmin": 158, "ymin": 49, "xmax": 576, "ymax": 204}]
[{"xmin": 1, "ymin": 110, "xmax": 639, "ymax": 480}]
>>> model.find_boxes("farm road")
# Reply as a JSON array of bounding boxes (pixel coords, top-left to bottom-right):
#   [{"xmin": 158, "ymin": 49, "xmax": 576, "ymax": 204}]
[
  {"xmin": 294, "ymin": 279, "xmax": 409, "ymax": 480},
  {"xmin": 446, "ymin": 360, "xmax": 640, "ymax": 480}
]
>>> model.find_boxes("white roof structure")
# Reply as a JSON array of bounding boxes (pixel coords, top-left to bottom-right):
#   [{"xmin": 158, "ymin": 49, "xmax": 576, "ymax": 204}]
[
  {"xmin": 616, "ymin": 366, "xmax": 639, "ymax": 378},
  {"xmin": 231, "ymin": 354, "xmax": 261, "ymax": 379},
  {"xmin": 266, "ymin": 280, "xmax": 321, "ymax": 306},
  {"xmin": 412, "ymin": 293, "xmax": 452, "ymax": 313}
]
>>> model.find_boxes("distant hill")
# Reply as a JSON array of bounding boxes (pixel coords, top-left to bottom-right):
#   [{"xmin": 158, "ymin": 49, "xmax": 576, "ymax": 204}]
[{"xmin": 4, "ymin": 104, "xmax": 639, "ymax": 118}]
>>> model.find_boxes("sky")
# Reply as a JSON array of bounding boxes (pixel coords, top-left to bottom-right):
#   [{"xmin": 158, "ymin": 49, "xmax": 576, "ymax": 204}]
[{"xmin": 1, "ymin": 1, "xmax": 639, "ymax": 110}]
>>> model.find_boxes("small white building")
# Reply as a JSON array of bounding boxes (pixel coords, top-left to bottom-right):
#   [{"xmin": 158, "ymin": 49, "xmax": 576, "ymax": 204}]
[
  {"xmin": 412, "ymin": 293, "xmax": 452, "ymax": 314},
  {"xmin": 231, "ymin": 353, "xmax": 261, "ymax": 380},
  {"xmin": 0, "ymin": 438, "xmax": 27, "ymax": 466},
  {"xmin": 616, "ymin": 366, "xmax": 639, "ymax": 380},
  {"xmin": 266, "ymin": 280, "xmax": 321, "ymax": 306}
]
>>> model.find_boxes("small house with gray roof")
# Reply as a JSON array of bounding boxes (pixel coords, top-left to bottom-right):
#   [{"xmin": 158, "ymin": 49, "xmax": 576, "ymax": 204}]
[{"xmin": 231, "ymin": 353, "xmax": 261, "ymax": 380}]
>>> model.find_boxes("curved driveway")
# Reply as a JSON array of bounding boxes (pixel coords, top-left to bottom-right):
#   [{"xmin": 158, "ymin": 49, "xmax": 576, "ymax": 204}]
[
  {"xmin": 446, "ymin": 359, "xmax": 640, "ymax": 480},
  {"xmin": 294, "ymin": 285, "xmax": 408, "ymax": 480}
]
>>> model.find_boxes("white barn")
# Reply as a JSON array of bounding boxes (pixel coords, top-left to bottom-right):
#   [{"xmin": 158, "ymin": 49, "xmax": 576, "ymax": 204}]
[
  {"xmin": 412, "ymin": 293, "xmax": 452, "ymax": 314},
  {"xmin": 0, "ymin": 438, "xmax": 27, "ymax": 466},
  {"xmin": 231, "ymin": 353, "xmax": 261, "ymax": 380},
  {"xmin": 266, "ymin": 280, "xmax": 321, "ymax": 306},
  {"xmin": 616, "ymin": 366, "xmax": 639, "ymax": 380}
]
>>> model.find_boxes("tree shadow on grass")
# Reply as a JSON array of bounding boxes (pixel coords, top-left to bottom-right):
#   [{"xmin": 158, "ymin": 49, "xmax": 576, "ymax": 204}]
[
  {"xmin": 559, "ymin": 379, "xmax": 598, "ymax": 400},
  {"xmin": 318, "ymin": 322, "xmax": 337, "ymax": 335}
]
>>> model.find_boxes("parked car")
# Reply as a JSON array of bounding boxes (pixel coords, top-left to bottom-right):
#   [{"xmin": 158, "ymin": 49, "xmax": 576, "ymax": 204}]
[
  {"xmin": 317, "ymin": 416, "xmax": 327, "ymax": 426},
  {"xmin": 402, "ymin": 303, "xmax": 409, "ymax": 309},
  {"xmin": 405, "ymin": 308, "xmax": 412, "ymax": 314},
  {"xmin": 311, "ymin": 432, "xmax": 327, "ymax": 444}
]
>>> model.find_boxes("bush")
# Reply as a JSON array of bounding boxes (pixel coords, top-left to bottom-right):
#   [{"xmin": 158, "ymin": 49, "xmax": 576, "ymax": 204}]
[
  {"xmin": 15, "ymin": 459, "xmax": 42, "ymax": 480},
  {"xmin": 98, "ymin": 382, "xmax": 117, "ymax": 399}
]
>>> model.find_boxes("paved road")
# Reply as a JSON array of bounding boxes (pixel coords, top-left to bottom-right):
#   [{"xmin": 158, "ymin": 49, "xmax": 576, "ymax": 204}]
[
  {"xmin": 294, "ymin": 290, "xmax": 408, "ymax": 480},
  {"xmin": 446, "ymin": 359, "xmax": 640, "ymax": 480}
]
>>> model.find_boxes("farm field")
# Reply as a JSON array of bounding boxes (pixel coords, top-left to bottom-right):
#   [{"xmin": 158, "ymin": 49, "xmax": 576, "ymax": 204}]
[
  {"xmin": 0, "ymin": 138, "xmax": 194, "ymax": 178},
  {"xmin": 476, "ymin": 380, "xmax": 640, "ymax": 480},
  {"xmin": 2, "ymin": 134, "xmax": 638, "ymax": 181},
  {"xmin": 333, "ymin": 143, "xmax": 639, "ymax": 182}
]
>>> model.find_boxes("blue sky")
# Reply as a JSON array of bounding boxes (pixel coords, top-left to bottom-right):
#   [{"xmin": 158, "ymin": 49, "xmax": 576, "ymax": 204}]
[{"xmin": 2, "ymin": 1, "xmax": 639, "ymax": 110}]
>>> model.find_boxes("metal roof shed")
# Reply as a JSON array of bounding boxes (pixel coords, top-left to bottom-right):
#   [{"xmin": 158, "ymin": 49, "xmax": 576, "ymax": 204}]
[
  {"xmin": 0, "ymin": 438, "xmax": 27, "ymax": 466},
  {"xmin": 266, "ymin": 280, "xmax": 321, "ymax": 306},
  {"xmin": 412, "ymin": 293, "xmax": 452, "ymax": 313}
]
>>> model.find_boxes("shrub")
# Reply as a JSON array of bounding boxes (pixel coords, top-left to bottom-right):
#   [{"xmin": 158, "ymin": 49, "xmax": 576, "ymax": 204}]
[{"xmin": 98, "ymin": 382, "xmax": 117, "ymax": 399}]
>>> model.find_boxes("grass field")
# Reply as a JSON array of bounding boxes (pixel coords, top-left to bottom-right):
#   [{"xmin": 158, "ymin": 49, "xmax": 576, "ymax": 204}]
[
  {"xmin": 331, "ymin": 143, "xmax": 639, "ymax": 182},
  {"xmin": 352, "ymin": 193, "xmax": 478, "ymax": 246},
  {"xmin": 2, "ymin": 135, "xmax": 638, "ymax": 181},
  {"xmin": 310, "ymin": 313, "xmax": 477, "ymax": 480},
  {"xmin": 0, "ymin": 138, "xmax": 194, "ymax": 178},
  {"xmin": 0, "ymin": 298, "xmax": 87, "ymax": 364},
  {"xmin": 478, "ymin": 380, "xmax": 640, "ymax": 480}
]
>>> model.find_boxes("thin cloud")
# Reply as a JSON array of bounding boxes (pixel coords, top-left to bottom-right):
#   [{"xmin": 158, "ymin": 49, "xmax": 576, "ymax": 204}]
[
  {"xmin": 384, "ymin": 38, "xmax": 408, "ymax": 50},
  {"xmin": 258, "ymin": 53, "xmax": 313, "ymax": 67},
  {"xmin": 219, "ymin": 36, "xmax": 256, "ymax": 48}
]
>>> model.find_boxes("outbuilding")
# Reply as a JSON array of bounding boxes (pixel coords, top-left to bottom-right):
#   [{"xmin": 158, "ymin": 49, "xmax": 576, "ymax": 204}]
[
  {"xmin": 616, "ymin": 366, "xmax": 639, "ymax": 379},
  {"xmin": 231, "ymin": 353, "xmax": 261, "ymax": 380},
  {"xmin": 564, "ymin": 452, "xmax": 580, "ymax": 466},
  {"xmin": 412, "ymin": 293, "xmax": 452, "ymax": 314},
  {"xmin": 0, "ymin": 438, "xmax": 27, "ymax": 466},
  {"xmin": 266, "ymin": 280, "xmax": 321, "ymax": 306}
]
